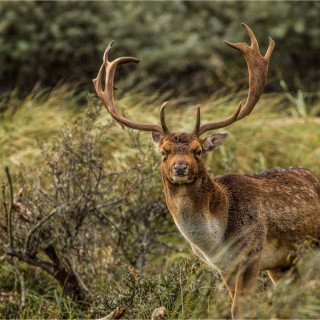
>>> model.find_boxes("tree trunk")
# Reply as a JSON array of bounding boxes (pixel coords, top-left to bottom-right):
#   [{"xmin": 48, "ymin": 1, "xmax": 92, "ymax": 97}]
[{"xmin": 44, "ymin": 245, "xmax": 84, "ymax": 300}]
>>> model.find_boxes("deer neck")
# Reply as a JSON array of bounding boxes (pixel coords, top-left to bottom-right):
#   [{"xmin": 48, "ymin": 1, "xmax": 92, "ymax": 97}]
[
  {"xmin": 162, "ymin": 163, "xmax": 228, "ymax": 222},
  {"xmin": 161, "ymin": 163, "xmax": 229, "ymax": 260}
]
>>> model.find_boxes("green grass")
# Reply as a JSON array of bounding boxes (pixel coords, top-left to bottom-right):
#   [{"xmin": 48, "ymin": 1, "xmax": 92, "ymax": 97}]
[{"xmin": 1, "ymin": 84, "xmax": 320, "ymax": 318}]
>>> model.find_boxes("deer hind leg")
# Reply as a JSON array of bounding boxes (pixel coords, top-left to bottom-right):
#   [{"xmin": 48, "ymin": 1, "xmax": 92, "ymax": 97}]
[
  {"xmin": 267, "ymin": 267, "xmax": 290, "ymax": 285},
  {"xmin": 231, "ymin": 259, "xmax": 260, "ymax": 319}
]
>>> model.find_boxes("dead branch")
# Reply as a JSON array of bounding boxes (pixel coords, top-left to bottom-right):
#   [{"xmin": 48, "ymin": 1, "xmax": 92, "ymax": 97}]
[
  {"xmin": 64, "ymin": 256, "xmax": 95, "ymax": 299},
  {"xmin": 98, "ymin": 307, "xmax": 126, "ymax": 320},
  {"xmin": 5, "ymin": 167, "xmax": 14, "ymax": 249},
  {"xmin": 6, "ymin": 257, "xmax": 26, "ymax": 309},
  {"xmin": 1, "ymin": 183, "xmax": 8, "ymax": 232},
  {"xmin": 24, "ymin": 207, "xmax": 60, "ymax": 254}
]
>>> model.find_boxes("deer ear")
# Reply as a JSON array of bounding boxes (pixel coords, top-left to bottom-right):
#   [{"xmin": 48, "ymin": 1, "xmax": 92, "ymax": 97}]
[
  {"xmin": 151, "ymin": 132, "xmax": 164, "ymax": 146},
  {"xmin": 202, "ymin": 133, "xmax": 229, "ymax": 152}
]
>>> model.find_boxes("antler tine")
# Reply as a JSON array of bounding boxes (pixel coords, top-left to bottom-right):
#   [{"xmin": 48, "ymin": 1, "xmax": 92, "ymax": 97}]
[
  {"xmin": 264, "ymin": 37, "xmax": 275, "ymax": 63},
  {"xmin": 197, "ymin": 24, "xmax": 275, "ymax": 136},
  {"xmin": 93, "ymin": 41, "xmax": 170, "ymax": 136},
  {"xmin": 198, "ymin": 103, "xmax": 242, "ymax": 136},
  {"xmin": 242, "ymin": 23, "xmax": 259, "ymax": 50},
  {"xmin": 192, "ymin": 105, "xmax": 201, "ymax": 136},
  {"xmin": 103, "ymin": 40, "xmax": 114, "ymax": 64},
  {"xmin": 160, "ymin": 102, "xmax": 170, "ymax": 135}
]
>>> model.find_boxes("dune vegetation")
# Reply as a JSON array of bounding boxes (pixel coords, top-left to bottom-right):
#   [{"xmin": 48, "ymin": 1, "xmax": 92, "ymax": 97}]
[
  {"xmin": 1, "ymin": 2, "xmax": 320, "ymax": 318},
  {"xmin": 1, "ymin": 82, "xmax": 320, "ymax": 318}
]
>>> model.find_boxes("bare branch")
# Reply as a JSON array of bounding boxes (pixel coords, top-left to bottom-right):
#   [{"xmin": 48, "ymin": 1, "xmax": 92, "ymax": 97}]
[
  {"xmin": 7, "ymin": 257, "xmax": 26, "ymax": 309},
  {"xmin": 1, "ymin": 183, "xmax": 8, "ymax": 232},
  {"xmin": 94, "ymin": 207, "xmax": 125, "ymax": 235},
  {"xmin": 5, "ymin": 167, "xmax": 14, "ymax": 249},
  {"xmin": 64, "ymin": 256, "xmax": 95, "ymax": 299},
  {"xmin": 97, "ymin": 307, "xmax": 126, "ymax": 320},
  {"xmin": 24, "ymin": 207, "xmax": 60, "ymax": 255}
]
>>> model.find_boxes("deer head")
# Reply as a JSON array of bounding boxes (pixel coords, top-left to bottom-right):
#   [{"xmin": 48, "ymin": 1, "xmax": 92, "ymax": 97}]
[
  {"xmin": 93, "ymin": 24, "xmax": 275, "ymax": 185},
  {"xmin": 151, "ymin": 132, "xmax": 229, "ymax": 184}
]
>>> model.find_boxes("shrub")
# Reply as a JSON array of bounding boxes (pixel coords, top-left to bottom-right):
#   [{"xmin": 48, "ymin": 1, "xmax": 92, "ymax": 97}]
[
  {"xmin": 0, "ymin": 2, "xmax": 319, "ymax": 95},
  {"xmin": 0, "ymin": 95, "xmax": 176, "ymax": 317}
]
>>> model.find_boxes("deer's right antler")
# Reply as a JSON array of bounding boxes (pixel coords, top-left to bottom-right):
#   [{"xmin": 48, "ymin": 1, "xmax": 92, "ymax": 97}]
[
  {"xmin": 193, "ymin": 24, "xmax": 275, "ymax": 136},
  {"xmin": 93, "ymin": 41, "xmax": 170, "ymax": 136}
]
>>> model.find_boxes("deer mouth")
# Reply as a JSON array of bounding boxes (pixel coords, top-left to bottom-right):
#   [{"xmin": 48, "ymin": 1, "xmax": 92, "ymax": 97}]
[{"xmin": 170, "ymin": 174, "xmax": 195, "ymax": 184}]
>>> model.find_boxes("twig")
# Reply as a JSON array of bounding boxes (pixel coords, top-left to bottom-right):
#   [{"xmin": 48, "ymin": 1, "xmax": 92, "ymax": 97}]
[
  {"xmin": 94, "ymin": 207, "xmax": 125, "ymax": 235},
  {"xmin": 5, "ymin": 167, "xmax": 14, "ymax": 249},
  {"xmin": 24, "ymin": 207, "xmax": 59, "ymax": 254},
  {"xmin": 121, "ymin": 262, "xmax": 138, "ymax": 281},
  {"xmin": 38, "ymin": 189, "xmax": 60, "ymax": 206},
  {"xmin": 64, "ymin": 256, "xmax": 95, "ymax": 299},
  {"xmin": 179, "ymin": 261, "xmax": 184, "ymax": 317},
  {"xmin": 6, "ymin": 257, "xmax": 26, "ymax": 308},
  {"xmin": 1, "ymin": 183, "xmax": 8, "ymax": 232},
  {"xmin": 96, "ymin": 176, "xmax": 138, "ymax": 210},
  {"xmin": 97, "ymin": 307, "xmax": 126, "ymax": 320}
]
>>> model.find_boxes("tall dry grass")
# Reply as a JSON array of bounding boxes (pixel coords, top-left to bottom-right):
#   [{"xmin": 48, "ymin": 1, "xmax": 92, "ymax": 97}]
[{"xmin": 0, "ymin": 84, "xmax": 320, "ymax": 318}]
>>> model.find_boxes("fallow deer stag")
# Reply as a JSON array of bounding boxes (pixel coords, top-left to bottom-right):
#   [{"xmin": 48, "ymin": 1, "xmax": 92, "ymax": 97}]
[{"xmin": 93, "ymin": 24, "xmax": 320, "ymax": 318}]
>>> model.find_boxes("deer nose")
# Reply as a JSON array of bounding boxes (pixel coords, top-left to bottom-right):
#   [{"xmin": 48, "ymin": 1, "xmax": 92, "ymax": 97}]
[{"xmin": 173, "ymin": 161, "xmax": 189, "ymax": 176}]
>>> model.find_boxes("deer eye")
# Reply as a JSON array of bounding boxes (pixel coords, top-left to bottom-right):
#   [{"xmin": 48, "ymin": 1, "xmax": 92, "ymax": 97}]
[
  {"xmin": 195, "ymin": 150, "xmax": 202, "ymax": 157},
  {"xmin": 161, "ymin": 151, "xmax": 168, "ymax": 159}
]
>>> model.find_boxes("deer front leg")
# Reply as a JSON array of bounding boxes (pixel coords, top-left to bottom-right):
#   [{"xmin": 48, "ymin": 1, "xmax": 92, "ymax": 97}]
[
  {"xmin": 220, "ymin": 270, "xmax": 237, "ymax": 301},
  {"xmin": 231, "ymin": 259, "xmax": 260, "ymax": 319}
]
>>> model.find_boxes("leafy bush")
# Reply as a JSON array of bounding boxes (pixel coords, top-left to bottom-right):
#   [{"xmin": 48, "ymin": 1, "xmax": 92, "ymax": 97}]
[
  {"xmin": 0, "ymin": 2, "xmax": 319, "ymax": 96},
  {"xmin": 90, "ymin": 259, "xmax": 220, "ymax": 319},
  {"xmin": 91, "ymin": 246, "xmax": 320, "ymax": 319},
  {"xmin": 0, "ymin": 2, "xmax": 102, "ymax": 94},
  {"xmin": 0, "ymin": 95, "xmax": 176, "ymax": 317}
]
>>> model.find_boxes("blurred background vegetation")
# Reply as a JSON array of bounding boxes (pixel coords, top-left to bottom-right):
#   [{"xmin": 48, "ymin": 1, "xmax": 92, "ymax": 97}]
[
  {"xmin": 0, "ymin": 1, "xmax": 319, "ymax": 98},
  {"xmin": 0, "ymin": 1, "xmax": 320, "ymax": 319}
]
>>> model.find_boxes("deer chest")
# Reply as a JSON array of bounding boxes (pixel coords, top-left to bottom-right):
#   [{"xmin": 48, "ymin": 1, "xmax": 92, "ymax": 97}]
[{"xmin": 170, "ymin": 198, "xmax": 226, "ymax": 257}]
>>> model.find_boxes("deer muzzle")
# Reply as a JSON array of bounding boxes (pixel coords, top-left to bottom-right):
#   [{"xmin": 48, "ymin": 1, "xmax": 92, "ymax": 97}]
[
  {"xmin": 170, "ymin": 160, "xmax": 194, "ymax": 184},
  {"xmin": 174, "ymin": 161, "xmax": 189, "ymax": 176}
]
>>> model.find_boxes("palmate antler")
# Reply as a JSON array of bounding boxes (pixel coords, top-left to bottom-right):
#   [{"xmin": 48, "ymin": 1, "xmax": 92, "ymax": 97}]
[
  {"xmin": 192, "ymin": 24, "xmax": 275, "ymax": 136},
  {"xmin": 93, "ymin": 24, "xmax": 275, "ymax": 137}
]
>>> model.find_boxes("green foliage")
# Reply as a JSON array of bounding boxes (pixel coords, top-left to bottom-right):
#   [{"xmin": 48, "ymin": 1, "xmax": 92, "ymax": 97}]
[
  {"xmin": 0, "ymin": 2, "xmax": 102, "ymax": 94},
  {"xmin": 90, "ymin": 259, "xmax": 208, "ymax": 319},
  {"xmin": 240, "ymin": 246, "xmax": 320, "ymax": 319},
  {"xmin": 0, "ymin": 2, "xmax": 319, "ymax": 95},
  {"xmin": 90, "ymin": 247, "xmax": 320, "ymax": 319}
]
